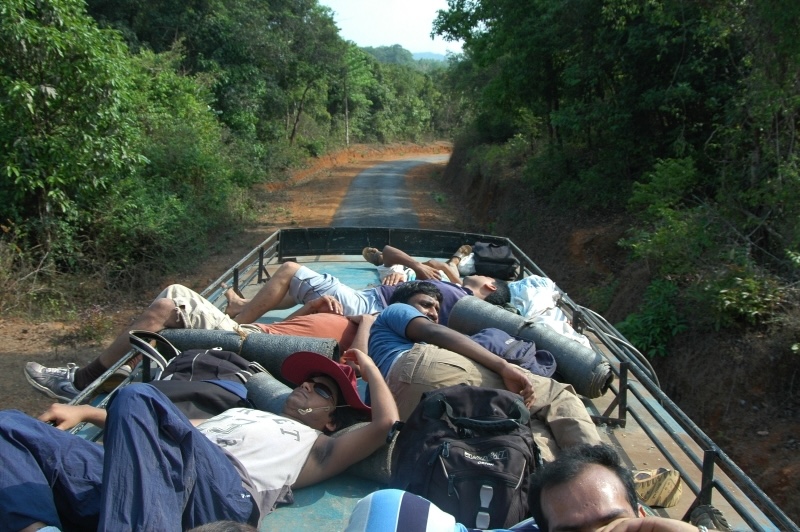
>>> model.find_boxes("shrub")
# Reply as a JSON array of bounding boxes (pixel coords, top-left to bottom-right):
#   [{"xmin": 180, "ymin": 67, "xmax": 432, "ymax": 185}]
[{"xmin": 616, "ymin": 280, "xmax": 687, "ymax": 358}]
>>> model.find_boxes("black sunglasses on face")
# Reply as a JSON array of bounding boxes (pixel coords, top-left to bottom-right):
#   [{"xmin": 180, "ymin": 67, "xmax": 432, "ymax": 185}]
[{"xmin": 312, "ymin": 382, "xmax": 335, "ymax": 402}]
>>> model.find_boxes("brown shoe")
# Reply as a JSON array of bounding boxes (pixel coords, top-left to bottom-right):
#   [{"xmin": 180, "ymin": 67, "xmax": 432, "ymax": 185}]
[
  {"xmin": 361, "ymin": 247, "xmax": 383, "ymax": 266},
  {"xmin": 448, "ymin": 244, "xmax": 472, "ymax": 264},
  {"xmin": 633, "ymin": 467, "xmax": 682, "ymax": 508}
]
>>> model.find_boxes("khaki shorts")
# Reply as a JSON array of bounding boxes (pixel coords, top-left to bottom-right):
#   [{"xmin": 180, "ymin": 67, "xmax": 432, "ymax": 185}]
[
  {"xmin": 386, "ymin": 343, "xmax": 601, "ymax": 462},
  {"xmin": 156, "ymin": 285, "xmax": 258, "ymax": 334}
]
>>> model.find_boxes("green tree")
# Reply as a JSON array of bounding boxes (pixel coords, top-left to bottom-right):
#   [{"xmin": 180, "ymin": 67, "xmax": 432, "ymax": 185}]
[{"xmin": 0, "ymin": 0, "xmax": 137, "ymax": 263}]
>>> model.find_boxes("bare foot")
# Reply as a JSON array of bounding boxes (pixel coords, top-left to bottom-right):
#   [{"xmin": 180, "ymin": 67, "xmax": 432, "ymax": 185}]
[{"xmin": 224, "ymin": 288, "xmax": 250, "ymax": 318}]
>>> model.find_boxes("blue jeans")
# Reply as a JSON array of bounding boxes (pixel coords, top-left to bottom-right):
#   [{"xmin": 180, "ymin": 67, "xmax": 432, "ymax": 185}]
[{"xmin": 0, "ymin": 384, "xmax": 255, "ymax": 532}]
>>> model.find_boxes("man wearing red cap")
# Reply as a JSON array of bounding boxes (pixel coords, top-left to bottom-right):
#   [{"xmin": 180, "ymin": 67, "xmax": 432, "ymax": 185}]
[{"xmin": 0, "ymin": 349, "xmax": 397, "ymax": 531}]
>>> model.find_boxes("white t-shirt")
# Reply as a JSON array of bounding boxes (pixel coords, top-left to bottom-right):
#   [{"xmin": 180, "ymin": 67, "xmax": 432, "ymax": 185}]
[{"xmin": 198, "ymin": 408, "xmax": 320, "ymax": 519}]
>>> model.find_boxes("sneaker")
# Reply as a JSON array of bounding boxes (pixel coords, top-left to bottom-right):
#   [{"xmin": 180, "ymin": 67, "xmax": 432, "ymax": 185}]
[
  {"xmin": 633, "ymin": 467, "xmax": 682, "ymax": 508},
  {"xmin": 24, "ymin": 362, "xmax": 80, "ymax": 402},
  {"xmin": 690, "ymin": 504, "xmax": 732, "ymax": 531},
  {"xmin": 361, "ymin": 247, "xmax": 383, "ymax": 266},
  {"xmin": 448, "ymin": 244, "xmax": 473, "ymax": 264}
]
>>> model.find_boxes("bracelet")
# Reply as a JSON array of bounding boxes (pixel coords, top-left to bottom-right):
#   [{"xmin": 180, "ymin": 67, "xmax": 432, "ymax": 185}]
[{"xmin": 697, "ymin": 526, "xmax": 708, "ymax": 532}]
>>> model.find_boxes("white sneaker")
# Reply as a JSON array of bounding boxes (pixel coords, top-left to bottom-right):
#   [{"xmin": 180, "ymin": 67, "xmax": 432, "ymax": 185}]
[{"xmin": 24, "ymin": 362, "xmax": 80, "ymax": 402}]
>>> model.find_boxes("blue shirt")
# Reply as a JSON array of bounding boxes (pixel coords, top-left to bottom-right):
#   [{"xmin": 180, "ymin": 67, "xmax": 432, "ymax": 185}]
[{"xmin": 368, "ymin": 303, "xmax": 431, "ymax": 377}]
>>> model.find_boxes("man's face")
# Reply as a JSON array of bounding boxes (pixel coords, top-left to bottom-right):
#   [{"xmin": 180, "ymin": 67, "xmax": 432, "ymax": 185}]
[
  {"xmin": 540, "ymin": 464, "xmax": 640, "ymax": 531},
  {"xmin": 284, "ymin": 374, "xmax": 341, "ymax": 430},
  {"xmin": 461, "ymin": 275, "xmax": 495, "ymax": 298},
  {"xmin": 406, "ymin": 292, "xmax": 440, "ymax": 323}
]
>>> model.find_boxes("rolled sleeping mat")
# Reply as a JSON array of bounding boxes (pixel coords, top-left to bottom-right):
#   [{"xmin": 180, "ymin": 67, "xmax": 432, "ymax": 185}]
[
  {"xmin": 332, "ymin": 421, "xmax": 395, "ymax": 484},
  {"xmin": 240, "ymin": 334, "xmax": 339, "ymax": 386},
  {"xmin": 157, "ymin": 329, "xmax": 244, "ymax": 353},
  {"xmin": 447, "ymin": 296, "xmax": 613, "ymax": 398},
  {"xmin": 246, "ymin": 372, "xmax": 292, "ymax": 416}
]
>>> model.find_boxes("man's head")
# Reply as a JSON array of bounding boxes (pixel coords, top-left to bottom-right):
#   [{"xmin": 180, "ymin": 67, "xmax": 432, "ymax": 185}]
[
  {"xmin": 389, "ymin": 281, "xmax": 442, "ymax": 323},
  {"xmin": 462, "ymin": 276, "xmax": 510, "ymax": 306},
  {"xmin": 281, "ymin": 351, "xmax": 371, "ymax": 434},
  {"xmin": 530, "ymin": 444, "xmax": 642, "ymax": 532}
]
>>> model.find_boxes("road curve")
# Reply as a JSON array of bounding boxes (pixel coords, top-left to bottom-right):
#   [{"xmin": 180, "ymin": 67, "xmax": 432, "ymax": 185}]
[{"xmin": 330, "ymin": 154, "xmax": 449, "ymax": 228}]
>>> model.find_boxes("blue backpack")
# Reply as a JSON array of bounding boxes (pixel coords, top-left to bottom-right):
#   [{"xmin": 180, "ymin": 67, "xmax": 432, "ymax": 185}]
[{"xmin": 469, "ymin": 328, "xmax": 556, "ymax": 378}]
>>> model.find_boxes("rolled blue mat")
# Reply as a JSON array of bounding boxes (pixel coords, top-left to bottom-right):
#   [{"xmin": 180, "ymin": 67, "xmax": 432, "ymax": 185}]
[
  {"xmin": 241, "ymin": 334, "xmax": 339, "ymax": 383},
  {"xmin": 158, "ymin": 329, "xmax": 244, "ymax": 352},
  {"xmin": 246, "ymin": 372, "xmax": 292, "ymax": 415},
  {"xmin": 447, "ymin": 296, "xmax": 613, "ymax": 398},
  {"xmin": 157, "ymin": 329, "xmax": 339, "ymax": 386}
]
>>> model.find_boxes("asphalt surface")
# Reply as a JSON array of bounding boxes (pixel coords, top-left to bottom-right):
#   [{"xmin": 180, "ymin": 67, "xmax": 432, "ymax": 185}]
[{"xmin": 330, "ymin": 154, "xmax": 449, "ymax": 227}]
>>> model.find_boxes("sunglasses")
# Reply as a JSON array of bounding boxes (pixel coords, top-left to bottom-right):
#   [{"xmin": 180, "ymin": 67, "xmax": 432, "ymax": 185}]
[{"xmin": 312, "ymin": 381, "xmax": 335, "ymax": 402}]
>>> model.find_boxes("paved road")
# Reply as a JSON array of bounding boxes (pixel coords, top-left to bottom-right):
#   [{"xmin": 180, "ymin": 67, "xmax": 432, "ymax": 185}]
[{"xmin": 330, "ymin": 154, "xmax": 449, "ymax": 228}]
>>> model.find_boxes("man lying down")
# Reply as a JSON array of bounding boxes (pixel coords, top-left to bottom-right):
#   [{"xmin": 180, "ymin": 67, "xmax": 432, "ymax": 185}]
[{"xmin": 1, "ymin": 349, "xmax": 398, "ymax": 531}]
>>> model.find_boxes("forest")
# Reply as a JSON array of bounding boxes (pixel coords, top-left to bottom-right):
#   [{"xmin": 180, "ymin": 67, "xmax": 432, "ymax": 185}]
[{"xmin": 1, "ymin": 0, "xmax": 799, "ymax": 364}]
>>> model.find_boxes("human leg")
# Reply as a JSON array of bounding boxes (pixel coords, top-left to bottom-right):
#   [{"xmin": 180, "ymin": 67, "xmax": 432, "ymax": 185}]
[
  {"xmin": 228, "ymin": 262, "xmax": 305, "ymax": 324},
  {"xmin": 0, "ymin": 410, "xmax": 105, "ymax": 531},
  {"xmin": 100, "ymin": 384, "xmax": 255, "ymax": 530},
  {"xmin": 230, "ymin": 263, "xmax": 373, "ymax": 319},
  {"xmin": 25, "ymin": 292, "xmax": 183, "ymax": 399}
]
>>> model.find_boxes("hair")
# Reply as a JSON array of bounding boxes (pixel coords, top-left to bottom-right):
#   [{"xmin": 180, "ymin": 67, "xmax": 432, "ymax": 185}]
[
  {"xmin": 389, "ymin": 280, "xmax": 443, "ymax": 305},
  {"xmin": 188, "ymin": 521, "xmax": 258, "ymax": 532},
  {"xmin": 483, "ymin": 279, "xmax": 510, "ymax": 306},
  {"xmin": 529, "ymin": 444, "xmax": 638, "ymax": 531},
  {"xmin": 317, "ymin": 377, "xmax": 369, "ymax": 435}
]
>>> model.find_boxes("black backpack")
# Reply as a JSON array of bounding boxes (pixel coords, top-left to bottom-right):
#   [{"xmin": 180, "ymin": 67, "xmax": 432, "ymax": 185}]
[
  {"xmin": 472, "ymin": 241, "xmax": 521, "ymax": 281},
  {"xmin": 129, "ymin": 330, "xmax": 267, "ymax": 419},
  {"xmin": 389, "ymin": 385, "xmax": 539, "ymax": 529}
]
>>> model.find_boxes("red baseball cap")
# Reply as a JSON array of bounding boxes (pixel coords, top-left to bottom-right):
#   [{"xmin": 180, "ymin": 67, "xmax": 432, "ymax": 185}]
[{"xmin": 281, "ymin": 351, "xmax": 371, "ymax": 416}]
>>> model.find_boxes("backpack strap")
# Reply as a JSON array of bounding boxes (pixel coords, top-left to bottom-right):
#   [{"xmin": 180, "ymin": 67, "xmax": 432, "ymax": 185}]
[{"xmin": 128, "ymin": 330, "xmax": 178, "ymax": 370}]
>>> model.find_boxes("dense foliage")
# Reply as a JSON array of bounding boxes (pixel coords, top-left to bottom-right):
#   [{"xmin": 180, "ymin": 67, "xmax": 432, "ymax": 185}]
[
  {"xmin": 434, "ymin": 0, "xmax": 799, "ymax": 353},
  {"xmin": 0, "ymin": 0, "xmax": 457, "ymax": 308}
]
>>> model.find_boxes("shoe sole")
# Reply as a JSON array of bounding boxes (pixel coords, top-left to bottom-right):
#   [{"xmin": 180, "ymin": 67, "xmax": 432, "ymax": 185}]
[
  {"xmin": 24, "ymin": 370, "xmax": 76, "ymax": 402},
  {"xmin": 635, "ymin": 469, "xmax": 682, "ymax": 508}
]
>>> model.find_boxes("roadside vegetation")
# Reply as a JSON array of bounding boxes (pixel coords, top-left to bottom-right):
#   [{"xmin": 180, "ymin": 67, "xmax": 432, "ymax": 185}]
[
  {"xmin": 432, "ymin": 0, "xmax": 800, "ymax": 359},
  {"xmin": 0, "ymin": 0, "xmax": 461, "ymax": 316},
  {"xmin": 2, "ymin": 0, "xmax": 798, "ymax": 361}
]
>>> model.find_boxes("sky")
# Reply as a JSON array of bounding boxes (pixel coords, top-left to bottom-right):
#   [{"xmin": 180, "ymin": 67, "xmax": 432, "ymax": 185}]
[{"xmin": 317, "ymin": 0, "xmax": 463, "ymax": 56}]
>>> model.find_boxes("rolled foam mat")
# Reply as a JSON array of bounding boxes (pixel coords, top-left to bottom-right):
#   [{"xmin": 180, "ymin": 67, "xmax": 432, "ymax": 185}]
[
  {"xmin": 246, "ymin": 372, "xmax": 292, "ymax": 415},
  {"xmin": 240, "ymin": 334, "xmax": 339, "ymax": 382},
  {"xmin": 157, "ymin": 329, "xmax": 339, "ymax": 386},
  {"xmin": 158, "ymin": 329, "xmax": 243, "ymax": 352},
  {"xmin": 447, "ymin": 296, "xmax": 613, "ymax": 398}
]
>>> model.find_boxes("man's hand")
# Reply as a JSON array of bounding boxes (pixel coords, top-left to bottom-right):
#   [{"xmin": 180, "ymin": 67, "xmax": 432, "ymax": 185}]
[
  {"xmin": 598, "ymin": 516, "xmax": 699, "ymax": 531},
  {"xmin": 381, "ymin": 272, "xmax": 407, "ymax": 286},
  {"xmin": 346, "ymin": 314, "xmax": 376, "ymax": 326},
  {"xmin": 499, "ymin": 364, "xmax": 535, "ymax": 408},
  {"xmin": 305, "ymin": 295, "xmax": 343, "ymax": 315},
  {"xmin": 38, "ymin": 403, "xmax": 102, "ymax": 430},
  {"xmin": 411, "ymin": 263, "xmax": 442, "ymax": 281},
  {"xmin": 340, "ymin": 348, "xmax": 377, "ymax": 382}
]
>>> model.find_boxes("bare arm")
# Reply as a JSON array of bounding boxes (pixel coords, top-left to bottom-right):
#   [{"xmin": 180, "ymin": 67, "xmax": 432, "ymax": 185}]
[
  {"xmin": 381, "ymin": 245, "xmax": 441, "ymax": 281},
  {"xmin": 38, "ymin": 403, "xmax": 108, "ymax": 430},
  {"xmin": 285, "ymin": 294, "xmax": 343, "ymax": 318},
  {"xmin": 405, "ymin": 318, "xmax": 534, "ymax": 407},
  {"xmin": 347, "ymin": 314, "xmax": 376, "ymax": 354},
  {"xmin": 294, "ymin": 348, "xmax": 398, "ymax": 487}
]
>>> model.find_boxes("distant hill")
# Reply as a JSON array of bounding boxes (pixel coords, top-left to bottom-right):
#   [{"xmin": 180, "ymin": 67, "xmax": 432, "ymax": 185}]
[{"xmin": 413, "ymin": 52, "xmax": 446, "ymax": 61}]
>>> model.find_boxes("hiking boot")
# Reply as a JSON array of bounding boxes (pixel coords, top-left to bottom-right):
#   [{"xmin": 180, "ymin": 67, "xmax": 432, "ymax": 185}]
[
  {"xmin": 633, "ymin": 467, "xmax": 682, "ymax": 508},
  {"xmin": 24, "ymin": 362, "xmax": 80, "ymax": 402},
  {"xmin": 448, "ymin": 244, "xmax": 472, "ymax": 264},
  {"xmin": 361, "ymin": 247, "xmax": 383, "ymax": 266},
  {"xmin": 690, "ymin": 504, "xmax": 732, "ymax": 531}
]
